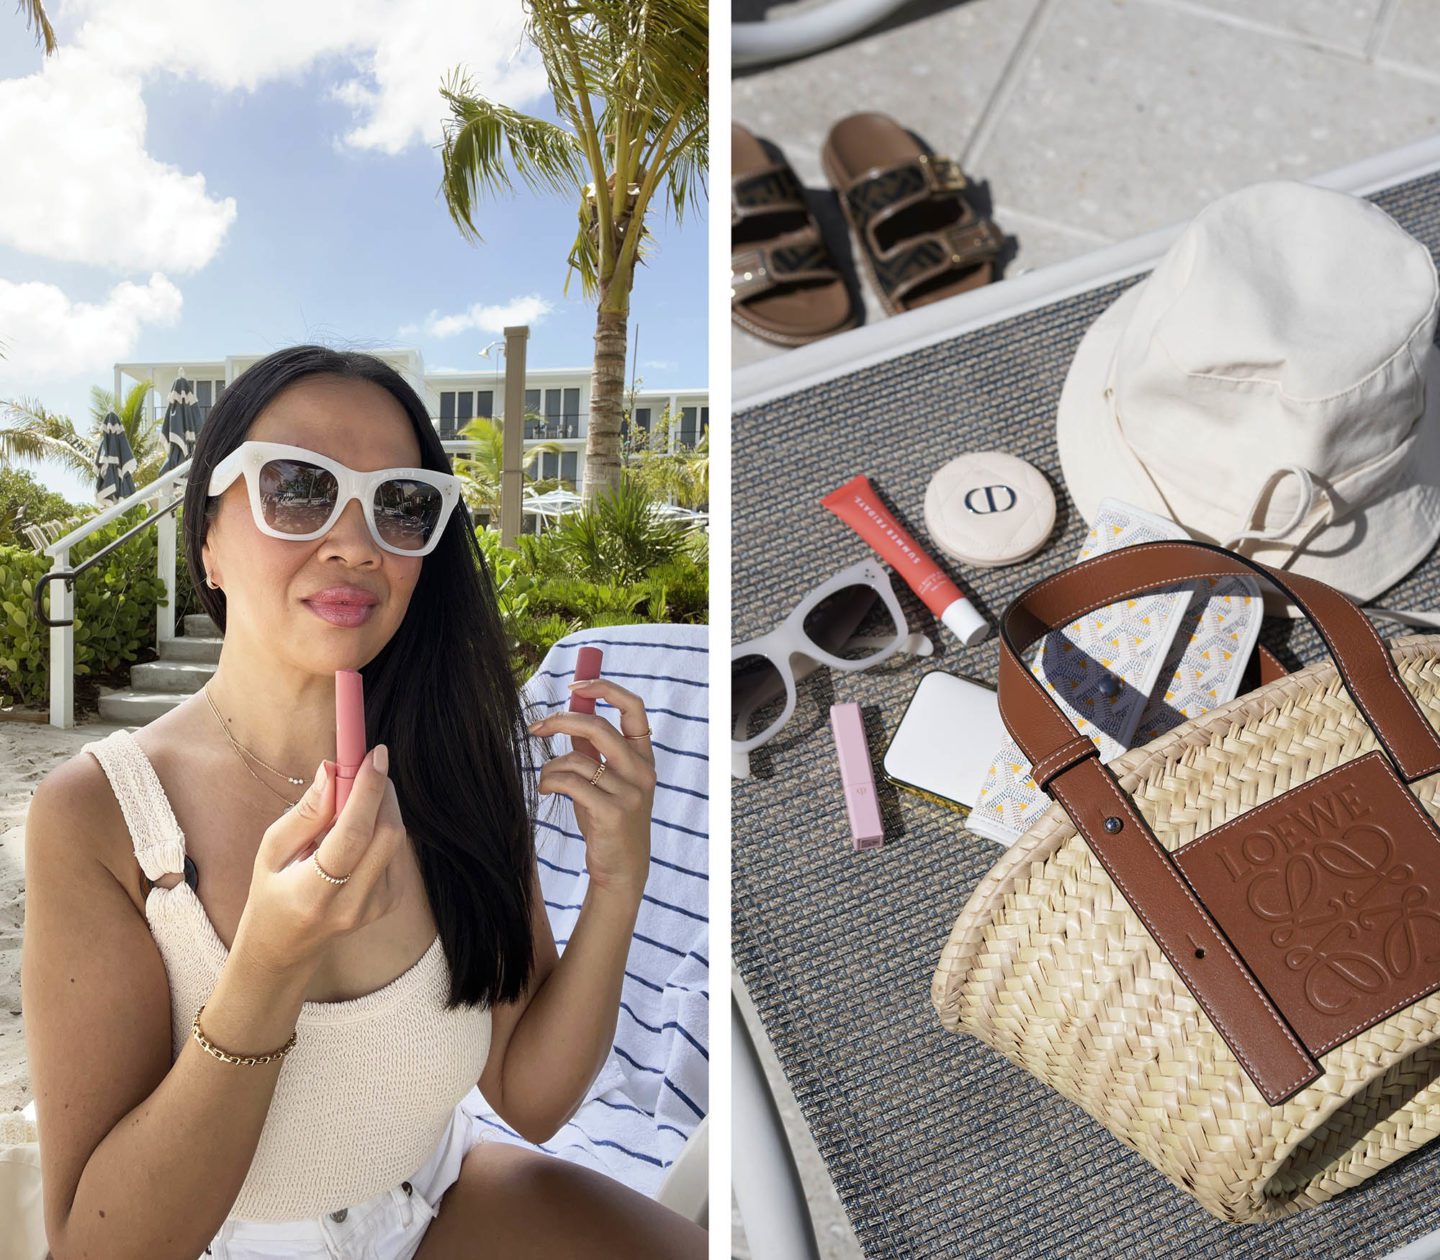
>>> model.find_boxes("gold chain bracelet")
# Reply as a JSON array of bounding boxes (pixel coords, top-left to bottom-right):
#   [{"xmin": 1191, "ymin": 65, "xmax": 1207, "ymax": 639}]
[{"xmin": 192, "ymin": 1004, "xmax": 298, "ymax": 1066}]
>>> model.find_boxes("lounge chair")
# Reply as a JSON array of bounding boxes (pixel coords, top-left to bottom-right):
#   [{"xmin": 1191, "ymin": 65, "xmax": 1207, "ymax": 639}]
[{"xmin": 730, "ymin": 135, "xmax": 1440, "ymax": 1260}]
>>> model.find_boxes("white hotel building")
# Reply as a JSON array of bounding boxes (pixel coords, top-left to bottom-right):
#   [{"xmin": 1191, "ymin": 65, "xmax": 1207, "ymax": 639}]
[{"xmin": 113, "ymin": 347, "xmax": 709, "ymax": 498}]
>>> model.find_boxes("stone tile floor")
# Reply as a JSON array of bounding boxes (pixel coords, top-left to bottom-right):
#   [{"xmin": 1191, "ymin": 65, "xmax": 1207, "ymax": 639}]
[
  {"xmin": 730, "ymin": 0, "xmax": 1440, "ymax": 1254},
  {"xmin": 731, "ymin": 0, "xmax": 1440, "ymax": 372}
]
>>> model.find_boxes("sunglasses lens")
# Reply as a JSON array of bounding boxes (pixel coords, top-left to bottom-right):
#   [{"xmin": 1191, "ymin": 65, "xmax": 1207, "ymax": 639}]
[
  {"xmin": 259, "ymin": 459, "xmax": 339, "ymax": 535},
  {"xmin": 373, "ymin": 478, "xmax": 445, "ymax": 551},
  {"xmin": 257, "ymin": 460, "xmax": 444, "ymax": 551},
  {"xmin": 732, "ymin": 653, "xmax": 788, "ymax": 742},
  {"xmin": 802, "ymin": 584, "xmax": 900, "ymax": 661}
]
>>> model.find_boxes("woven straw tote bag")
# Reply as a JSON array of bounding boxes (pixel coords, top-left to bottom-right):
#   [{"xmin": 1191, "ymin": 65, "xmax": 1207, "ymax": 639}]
[{"xmin": 932, "ymin": 539, "xmax": 1440, "ymax": 1224}]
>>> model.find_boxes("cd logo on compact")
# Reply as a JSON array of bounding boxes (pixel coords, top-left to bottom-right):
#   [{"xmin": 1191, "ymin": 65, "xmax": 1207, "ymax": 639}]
[{"xmin": 964, "ymin": 484, "xmax": 1018, "ymax": 514}]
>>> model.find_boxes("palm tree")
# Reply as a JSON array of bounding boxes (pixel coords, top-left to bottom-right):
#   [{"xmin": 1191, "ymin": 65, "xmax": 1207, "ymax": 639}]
[
  {"xmin": 624, "ymin": 411, "xmax": 708, "ymax": 509},
  {"xmin": 19, "ymin": 0, "xmax": 57, "ymax": 55},
  {"xmin": 438, "ymin": 0, "xmax": 707, "ymax": 503},
  {"xmin": 452, "ymin": 414, "xmax": 561, "ymax": 522},
  {"xmin": 0, "ymin": 382, "xmax": 167, "ymax": 496}
]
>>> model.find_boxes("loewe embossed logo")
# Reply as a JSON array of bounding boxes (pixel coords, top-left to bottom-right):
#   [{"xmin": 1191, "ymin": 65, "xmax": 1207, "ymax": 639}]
[
  {"xmin": 1220, "ymin": 786, "xmax": 1440, "ymax": 1014},
  {"xmin": 1175, "ymin": 751, "xmax": 1440, "ymax": 1053}
]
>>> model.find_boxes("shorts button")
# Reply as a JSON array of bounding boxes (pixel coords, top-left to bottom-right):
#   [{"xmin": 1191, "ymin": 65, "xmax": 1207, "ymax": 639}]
[
  {"xmin": 402, "ymin": 1181, "xmax": 412, "ymax": 1195},
  {"xmin": 330, "ymin": 1208, "xmax": 348, "ymax": 1222}
]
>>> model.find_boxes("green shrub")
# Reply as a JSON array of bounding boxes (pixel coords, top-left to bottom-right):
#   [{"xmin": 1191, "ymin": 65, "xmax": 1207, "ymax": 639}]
[
  {"xmin": 478, "ymin": 501, "xmax": 708, "ymax": 679},
  {"xmin": 0, "ymin": 467, "xmax": 83, "ymax": 550},
  {"xmin": 0, "ymin": 507, "xmax": 175, "ymax": 707},
  {"xmin": 548, "ymin": 477, "xmax": 691, "ymax": 585}
]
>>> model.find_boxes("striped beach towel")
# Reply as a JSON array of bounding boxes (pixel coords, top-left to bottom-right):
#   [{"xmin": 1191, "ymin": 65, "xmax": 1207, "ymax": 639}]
[{"xmin": 460, "ymin": 622, "xmax": 710, "ymax": 1196}]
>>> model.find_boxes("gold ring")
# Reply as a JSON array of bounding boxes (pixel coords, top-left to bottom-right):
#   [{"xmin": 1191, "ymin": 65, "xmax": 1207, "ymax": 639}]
[
  {"xmin": 311, "ymin": 852, "xmax": 352, "ymax": 885},
  {"xmin": 589, "ymin": 761, "xmax": 608, "ymax": 786},
  {"xmin": 623, "ymin": 727, "xmax": 653, "ymax": 741}
]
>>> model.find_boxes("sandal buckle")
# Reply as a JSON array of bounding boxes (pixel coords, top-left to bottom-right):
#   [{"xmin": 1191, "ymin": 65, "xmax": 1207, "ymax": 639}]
[
  {"xmin": 941, "ymin": 220, "xmax": 1002, "ymax": 267},
  {"xmin": 920, "ymin": 154, "xmax": 968, "ymax": 194}
]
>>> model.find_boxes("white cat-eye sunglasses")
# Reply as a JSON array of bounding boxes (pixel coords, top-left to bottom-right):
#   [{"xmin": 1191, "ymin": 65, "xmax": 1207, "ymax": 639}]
[
  {"xmin": 207, "ymin": 441, "xmax": 462, "ymax": 558},
  {"xmin": 731, "ymin": 559, "xmax": 934, "ymax": 777}
]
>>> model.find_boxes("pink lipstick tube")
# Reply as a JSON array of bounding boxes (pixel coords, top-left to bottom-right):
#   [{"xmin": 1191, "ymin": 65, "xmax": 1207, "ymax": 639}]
[
  {"xmin": 569, "ymin": 646, "xmax": 604, "ymax": 762},
  {"xmin": 830, "ymin": 702, "xmax": 884, "ymax": 850},
  {"xmin": 335, "ymin": 669, "xmax": 367, "ymax": 814}
]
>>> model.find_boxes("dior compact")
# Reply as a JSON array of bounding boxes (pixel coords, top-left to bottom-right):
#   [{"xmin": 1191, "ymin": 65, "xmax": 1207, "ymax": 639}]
[{"xmin": 923, "ymin": 451, "xmax": 1056, "ymax": 567}]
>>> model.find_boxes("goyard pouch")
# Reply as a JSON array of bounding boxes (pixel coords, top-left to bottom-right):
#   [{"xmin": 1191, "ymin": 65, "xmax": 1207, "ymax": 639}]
[{"xmin": 931, "ymin": 539, "xmax": 1440, "ymax": 1223}]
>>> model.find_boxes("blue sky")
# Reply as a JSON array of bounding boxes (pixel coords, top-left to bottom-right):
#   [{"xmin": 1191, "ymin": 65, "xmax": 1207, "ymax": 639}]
[{"xmin": 0, "ymin": 1, "xmax": 707, "ymax": 506}]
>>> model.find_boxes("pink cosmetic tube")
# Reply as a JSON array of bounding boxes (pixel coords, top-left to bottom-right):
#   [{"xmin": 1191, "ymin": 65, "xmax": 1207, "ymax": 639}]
[
  {"xmin": 830, "ymin": 702, "xmax": 884, "ymax": 851},
  {"xmin": 335, "ymin": 669, "xmax": 367, "ymax": 815},
  {"xmin": 569, "ymin": 646, "xmax": 604, "ymax": 762},
  {"xmin": 822, "ymin": 474, "xmax": 990, "ymax": 647}
]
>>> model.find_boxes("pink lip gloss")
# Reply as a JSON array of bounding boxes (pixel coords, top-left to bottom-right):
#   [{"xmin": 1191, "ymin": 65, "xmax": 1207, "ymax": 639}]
[
  {"xmin": 569, "ymin": 646, "xmax": 604, "ymax": 762},
  {"xmin": 822, "ymin": 474, "xmax": 990, "ymax": 647},
  {"xmin": 335, "ymin": 669, "xmax": 366, "ymax": 814},
  {"xmin": 830, "ymin": 702, "xmax": 884, "ymax": 850}
]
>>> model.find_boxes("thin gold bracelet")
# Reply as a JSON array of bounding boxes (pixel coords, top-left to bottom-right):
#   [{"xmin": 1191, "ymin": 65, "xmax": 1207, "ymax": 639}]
[{"xmin": 191, "ymin": 1004, "xmax": 298, "ymax": 1066}]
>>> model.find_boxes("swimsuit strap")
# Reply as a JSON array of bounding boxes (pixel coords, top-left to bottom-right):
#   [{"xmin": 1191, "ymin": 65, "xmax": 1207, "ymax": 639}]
[{"xmin": 80, "ymin": 730, "xmax": 187, "ymax": 882}]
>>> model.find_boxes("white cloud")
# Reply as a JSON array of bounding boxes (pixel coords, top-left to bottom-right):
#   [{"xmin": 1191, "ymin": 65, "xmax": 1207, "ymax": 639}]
[
  {"xmin": 0, "ymin": 49, "xmax": 236, "ymax": 271},
  {"xmin": 0, "ymin": 0, "xmax": 545, "ymax": 271},
  {"xmin": 643, "ymin": 358, "xmax": 679, "ymax": 372},
  {"xmin": 0, "ymin": 273, "xmax": 182, "ymax": 382},
  {"xmin": 0, "ymin": 3, "xmax": 552, "ymax": 404},
  {"xmin": 327, "ymin": 6, "xmax": 543, "ymax": 155},
  {"xmin": 64, "ymin": 0, "xmax": 545, "ymax": 149},
  {"xmin": 401, "ymin": 294, "xmax": 553, "ymax": 340}
]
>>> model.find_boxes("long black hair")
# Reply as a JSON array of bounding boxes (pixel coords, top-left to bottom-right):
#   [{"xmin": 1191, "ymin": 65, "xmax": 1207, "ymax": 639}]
[{"xmin": 182, "ymin": 345, "xmax": 535, "ymax": 1009}]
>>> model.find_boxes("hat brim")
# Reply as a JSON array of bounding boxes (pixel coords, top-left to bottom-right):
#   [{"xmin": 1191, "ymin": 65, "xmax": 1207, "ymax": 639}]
[{"xmin": 1056, "ymin": 279, "xmax": 1440, "ymax": 607}]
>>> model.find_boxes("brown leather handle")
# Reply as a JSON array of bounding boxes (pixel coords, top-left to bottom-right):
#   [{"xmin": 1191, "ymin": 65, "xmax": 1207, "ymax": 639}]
[{"xmin": 999, "ymin": 539, "xmax": 1440, "ymax": 788}]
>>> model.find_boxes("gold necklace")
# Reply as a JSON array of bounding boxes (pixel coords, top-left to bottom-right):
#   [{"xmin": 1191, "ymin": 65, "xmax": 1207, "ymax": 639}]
[{"xmin": 203, "ymin": 682, "xmax": 309, "ymax": 812}]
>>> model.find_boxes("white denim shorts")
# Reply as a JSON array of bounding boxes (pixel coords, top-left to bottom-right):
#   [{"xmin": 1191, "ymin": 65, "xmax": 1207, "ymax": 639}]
[{"xmin": 203, "ymin": 1094, "xmax": 489, "ymax": 1260}]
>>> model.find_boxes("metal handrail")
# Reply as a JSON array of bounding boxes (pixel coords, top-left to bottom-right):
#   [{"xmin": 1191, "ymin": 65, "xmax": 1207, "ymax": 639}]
[
  {"xmin": 36, "ymin": 458, "xmax": 194, "ymax": 728},
  {"xmin": 41, "ymin": 459, "xmax": 191, "ymax": 559},
  {"xmin": 35, "ymin": 485, "xmax": 185, "ymax": 628}
]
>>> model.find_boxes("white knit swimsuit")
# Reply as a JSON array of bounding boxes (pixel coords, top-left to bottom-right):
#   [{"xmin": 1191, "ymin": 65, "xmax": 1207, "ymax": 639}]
[{"xmin": 81, "ymin": 728, "xmax": 493, "ymax": 1222}]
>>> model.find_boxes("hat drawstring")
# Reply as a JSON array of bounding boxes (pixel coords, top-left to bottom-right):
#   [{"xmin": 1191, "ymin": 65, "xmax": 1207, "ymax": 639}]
[
  {"xmin": 1214, "ymin": 464, "xmax": 1440, "ymax": 627},
  {"xmin": 1220, "ymin": 465, "xmax": 1336, "ymax": 571}
]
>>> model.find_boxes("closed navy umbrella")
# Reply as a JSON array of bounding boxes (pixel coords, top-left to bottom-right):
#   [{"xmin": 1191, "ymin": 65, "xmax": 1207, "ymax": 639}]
[
  {"xmin": 160, "ymin": 373, "xmax": 203, "ymax": 476},
  {"xmin": 94, "ymin": 408, "xmax": 137, "ymax": 508}
]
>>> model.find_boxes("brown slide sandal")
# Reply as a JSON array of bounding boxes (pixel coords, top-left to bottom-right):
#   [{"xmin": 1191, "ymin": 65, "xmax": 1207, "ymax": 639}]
[
  {"xmin": 731, "ymin": 123, "xmax": 857, "ymax": 347},
  {"xmin": 821, "ymin": 111, "xmax": 1005, "ymax": 316}
]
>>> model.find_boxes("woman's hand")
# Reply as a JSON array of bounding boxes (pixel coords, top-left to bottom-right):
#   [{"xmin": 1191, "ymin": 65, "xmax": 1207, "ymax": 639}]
[
  {"xmin": 529, "ymin": 680, "xmax": 657, "ymax": 900},
  {"xmin": 232, "ymin": 746, "xmax": 407, "ymax": 980}
]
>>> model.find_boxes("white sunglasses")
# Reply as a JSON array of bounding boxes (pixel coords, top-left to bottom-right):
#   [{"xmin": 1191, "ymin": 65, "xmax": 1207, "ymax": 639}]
[
  {"xmin": 731, "ymin": 558, "xmax": 933, "ymax": 777},
  {"xmin": 206, "ymin": 441, "xmax": 462, "ymax": 558}
]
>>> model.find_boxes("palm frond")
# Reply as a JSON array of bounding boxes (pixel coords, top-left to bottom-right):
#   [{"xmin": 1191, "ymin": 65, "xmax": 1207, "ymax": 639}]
[
  {"xmin": 438, "ymin": 70, "xmax": 586, "ymax": 245},
  {"xmin": 0, "ymin": 396, "xmax": 96, "ymax": 480},
  {"xmin": 19, "ymin": 0, "xmax": 57, "ymax": 55},
  {"xmin": 452, "ymin": 415, "xmax": 563, "ymax": 516},
  {"xmin": 654, "ymin": 118, "xmax": 708, "ymax": 225}
]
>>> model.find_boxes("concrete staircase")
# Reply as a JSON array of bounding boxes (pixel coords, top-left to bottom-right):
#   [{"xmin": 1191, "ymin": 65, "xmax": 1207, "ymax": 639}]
[{"xmin": 97, "ymin": 613, "xmax": 223, "ymax": 725}]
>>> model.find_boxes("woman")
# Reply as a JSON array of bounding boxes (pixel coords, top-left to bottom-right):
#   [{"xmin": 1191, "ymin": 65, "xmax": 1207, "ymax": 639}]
[{"xmin": 21, "ymin": 346, "xmax": 707, "ymax": 1259}]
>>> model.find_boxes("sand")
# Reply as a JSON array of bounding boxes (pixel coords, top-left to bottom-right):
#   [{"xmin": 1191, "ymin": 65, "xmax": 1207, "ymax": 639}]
[{"xmin": 0, "ymin": 715, "xmax": 134, "ymax": 1115}]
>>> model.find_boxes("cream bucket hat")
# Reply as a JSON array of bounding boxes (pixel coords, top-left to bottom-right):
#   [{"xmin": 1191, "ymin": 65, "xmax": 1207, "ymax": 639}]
[{"xmin": 1056, "ymin": 179, "xmax": 1440, "ymax": 605}]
